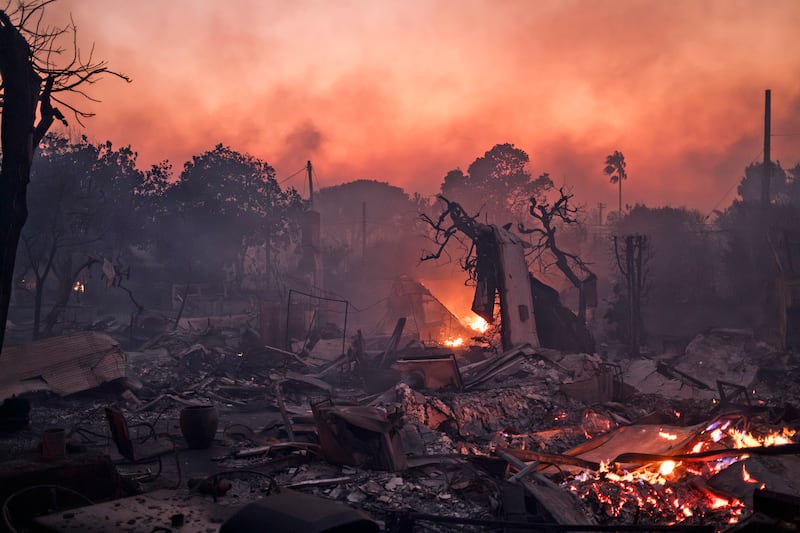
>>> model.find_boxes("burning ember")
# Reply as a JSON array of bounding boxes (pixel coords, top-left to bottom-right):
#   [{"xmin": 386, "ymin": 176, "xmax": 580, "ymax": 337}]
[{"xmin": 557, "ymin": 415, "xmax": 797, "ymax": 529}]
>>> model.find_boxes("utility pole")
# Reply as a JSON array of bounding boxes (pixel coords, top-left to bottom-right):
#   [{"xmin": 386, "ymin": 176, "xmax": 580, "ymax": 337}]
[
  {"xmin": 597, "ymin": 202, "xmax": 606, "ymax": 226},
  {"xmin": 361, "ymin": 201, "xmax": 367, "ymax": 258},
  {"xmin": 306, "ymin": 160, "xmax": 314, "ymax": 208},
  {"xmin": 762, "ymin": 89, "xmax": 771, "ymax": 210},
  {"xmin": 614, "ymin": 235, "xmax": 647, "ymax": 356}
]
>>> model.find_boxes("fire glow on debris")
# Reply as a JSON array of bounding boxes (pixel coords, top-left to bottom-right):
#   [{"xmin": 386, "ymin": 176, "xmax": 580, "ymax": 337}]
[
  {"xmin": 659, "ymin": 460, "xmax": 676, "ymax": 476},
  {"xmin": 443, "ymin": 315, "xmax": 489, "ymax": 347},
  {"xmin": 464, "ymin": 315, "xmax": 489, "ymax": 333},
  {"xmin": 560, "ymin": 417, "xmax": 795, "ymax": 528}
]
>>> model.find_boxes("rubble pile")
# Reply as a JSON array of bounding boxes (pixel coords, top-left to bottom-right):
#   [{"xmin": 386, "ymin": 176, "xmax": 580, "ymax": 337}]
[{"xmin": 2, "ymin": 316, "xmax": 800, "ymax": 532}]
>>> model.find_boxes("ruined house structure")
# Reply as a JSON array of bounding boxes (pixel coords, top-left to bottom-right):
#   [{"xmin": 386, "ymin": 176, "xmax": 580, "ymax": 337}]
[{"xmin": 1, "ymin": 185, "xmax": 798, "ymax": 533}]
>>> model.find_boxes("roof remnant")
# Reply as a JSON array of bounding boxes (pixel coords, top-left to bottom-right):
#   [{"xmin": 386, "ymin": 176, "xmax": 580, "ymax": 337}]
[{"xmin": 0, "ymin": 331, "xmax": 126, "ymax": 398}]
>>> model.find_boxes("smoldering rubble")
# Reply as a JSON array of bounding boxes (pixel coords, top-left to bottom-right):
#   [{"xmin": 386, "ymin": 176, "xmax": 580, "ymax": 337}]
[
  {"xmin": 1, "ymin": 311, "xmax": 799, "ymax": 532},
  {"xmin": 0, "ymin": 194, "xmax": 798, "ymax": 532}
]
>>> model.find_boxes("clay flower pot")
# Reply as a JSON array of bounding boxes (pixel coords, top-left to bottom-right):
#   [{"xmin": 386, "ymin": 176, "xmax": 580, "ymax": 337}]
[{"xmin": 179, "ymin": 405, "xmax": 218, "ymax": 449}]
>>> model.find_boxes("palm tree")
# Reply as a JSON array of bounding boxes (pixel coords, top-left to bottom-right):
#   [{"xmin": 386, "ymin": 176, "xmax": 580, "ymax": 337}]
[{"xmin": 604, "ymin": 151, "xmax": 627, "ymax": 218}]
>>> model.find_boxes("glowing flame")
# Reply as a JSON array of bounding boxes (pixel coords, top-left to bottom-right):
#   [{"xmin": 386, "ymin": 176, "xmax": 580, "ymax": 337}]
[
  {"xmin": 73, "ymin": 281, "xmax": 85, "ymax": 293},
  {"xmin": 659, "ymin": 460, "xmax": 676, "ymax": 476},
  {"xmin": 742, "ymin": 464, "xmax": 758, "ymax": 483},
  {"xmin": 464, "ymin": 315, "xmax": 489, "ymax": 333},
  {"xmin": 560, "ymin": 416, "xmax": 786, "ymax": 527},
  {"xmin": 444, "ymin": 337, "xmax": 464, "ymax": 347},
  {"xmin": 709, "ymin": 497, "xmax": 730, "ymax": 509},
  {"xmin": 728, "ymin": 427, "xmax": 795, "ymax": 448}
]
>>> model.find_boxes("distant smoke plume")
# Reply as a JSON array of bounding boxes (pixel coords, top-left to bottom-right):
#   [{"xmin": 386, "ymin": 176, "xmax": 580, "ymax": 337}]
[
  {"xmin": 285, "ymin": 120, "xmax": 324, "ymax": 154},
  {"xmin": 273, "ymin": 121, "xmax": 325, "ymax": 178}
]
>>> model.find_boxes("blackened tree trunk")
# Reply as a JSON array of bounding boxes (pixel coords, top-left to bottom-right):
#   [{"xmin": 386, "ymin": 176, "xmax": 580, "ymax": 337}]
[
  {"xmin": 24, "ymin": 236, "xmax": 58, "ymax": 339},
  {"xmin": 0, "ymin": 11, "xmax": 54, "ymax": 352},
  {"xmin": 0, "ymin": 2, "xmax": 127, "ymax": 353},
  {"xmin": 519, "ymin": 190, "xmax": 597, "ymax": 325}
]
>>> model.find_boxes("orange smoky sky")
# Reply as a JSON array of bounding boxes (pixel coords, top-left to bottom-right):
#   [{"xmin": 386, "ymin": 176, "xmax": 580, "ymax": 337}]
[{"xmin": 46, "ymin": 0, "xmax": 800, "ymax": 213}]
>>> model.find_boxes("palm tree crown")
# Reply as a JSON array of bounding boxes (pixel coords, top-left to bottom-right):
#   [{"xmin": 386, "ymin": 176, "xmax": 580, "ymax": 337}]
[{"xmin": 604, "ymin": 151, "xmax": 627, "ymax": 216}]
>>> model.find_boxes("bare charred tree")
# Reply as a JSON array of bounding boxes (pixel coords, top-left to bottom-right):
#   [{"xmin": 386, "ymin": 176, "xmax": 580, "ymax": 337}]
[
  {"xmin": 420, "ymin": 195, "xmax": 504, "ymax": 345},
  {"xmin": 0, "ymin": 1, "xmax": 128, "ymax": 352},
  {"xmin": 420, "ymin": 195, "xmax": 490, "ymax": 284},
  {"xmin": 41, "ymin": 253, "xmax": 99, "ymax": 336},
  {"xmin": 421, "ymin": 195, "xmax": 595, "ymax": 353},
  {"xmin": 518, "ymin": 188, "xmax": 596, "ymax": 323}
]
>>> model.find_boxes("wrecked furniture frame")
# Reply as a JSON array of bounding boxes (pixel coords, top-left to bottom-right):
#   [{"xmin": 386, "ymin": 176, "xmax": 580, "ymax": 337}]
[
  {"xmin": 396, "ymin": 353, "xmax": 463, "ymax": 391},
  {"xmin": 285, "ymin": 289, "xmax": 349, "ymax": 355},
  {"xmin": 104, "ymin": 407, "xmax": 181, "ymax": 487},
  {"xmin": 311, "ymin": 399, "xmax": 407, "ymax": 472}
]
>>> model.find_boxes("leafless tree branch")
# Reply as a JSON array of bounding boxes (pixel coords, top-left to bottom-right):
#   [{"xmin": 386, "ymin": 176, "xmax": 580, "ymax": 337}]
[{"xmin": 2, "ymin": 0, "xmax": 131, "ymax": 127}]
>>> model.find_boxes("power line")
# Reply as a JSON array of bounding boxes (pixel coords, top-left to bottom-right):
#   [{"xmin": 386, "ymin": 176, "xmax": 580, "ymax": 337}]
[
  {"xmin": 311, "ymin": 167, "xmax": 322, "ymax": 191},
  {"xmin": 704, "ymin": 179, "xmax": 741, "ymax": 221},
  {"xmin": 704, "ymin": 148, "xmax": 764, "ymax": 221},
  {"xmin": 278, "ymin": 166, "xmax": 306, "ymax": 185}
]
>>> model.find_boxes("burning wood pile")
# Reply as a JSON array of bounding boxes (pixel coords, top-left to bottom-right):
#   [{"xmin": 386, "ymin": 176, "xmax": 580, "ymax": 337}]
[{"xmin": 503, "ymin": 411, "xmax": 799, "ymax": 528}]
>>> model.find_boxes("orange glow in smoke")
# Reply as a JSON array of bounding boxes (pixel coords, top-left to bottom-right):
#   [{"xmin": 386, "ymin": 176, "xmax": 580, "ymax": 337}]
[
  {"xmin": 444, "ymin": 337, "xmax": 464, "ymax": 347},
  {"xmin": 464, "ymin": 315, "xmax": 489, "ymax": 333}
]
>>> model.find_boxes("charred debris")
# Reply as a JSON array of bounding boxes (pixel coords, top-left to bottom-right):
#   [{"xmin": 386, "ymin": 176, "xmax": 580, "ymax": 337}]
[{"xmin": 0, "ymin": 197, "xmax": 799, "ymax": 533}]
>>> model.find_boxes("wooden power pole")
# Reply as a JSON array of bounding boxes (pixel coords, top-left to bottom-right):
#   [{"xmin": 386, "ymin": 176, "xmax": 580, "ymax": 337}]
[
  {"xmin": 762, "ymin": 89, "xmax": 771, "ymax": 209},
  {"xmin": 307, "ymin": 160, "xmax": 314, "ymax": 208},
  {"xmin": 361, "ymin": 201, "xmax": 367, "ymax": 258}
]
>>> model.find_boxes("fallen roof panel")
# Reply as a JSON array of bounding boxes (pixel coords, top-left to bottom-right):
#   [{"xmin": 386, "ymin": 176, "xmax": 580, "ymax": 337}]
[{"xmin": 0, "ymin": 331, "xmax": 126, "ymax": 397}]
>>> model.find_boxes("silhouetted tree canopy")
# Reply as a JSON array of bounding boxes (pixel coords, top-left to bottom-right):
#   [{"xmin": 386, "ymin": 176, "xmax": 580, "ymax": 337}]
[
  {"xmin": 18, "ymin": 134, "xmax": 154, "ymax": 336},
  {"xmin": 736, "ymin": 161, "xmax": 800, "ymax": 206},
  {"xmin": 315, "ymin": 179, "xmax": 433, "ymax": 280},
  {"xmin": 157, "ymin": 144, "xmax": 305, "ymax": 290},
  {"xmin": 612, "ymin": 205, "xmax": 720, "ymax": 340},
  {"xmin": 714, "ymin": 164, "xmax": 800, "ymax": 345},
  {"xmin": 316, "ymin": 179, "xmax": 421, "ymax": 245},
  {"xmin": 317, "ymin": 180, "xmax": 411, "ymax": 222},
  {"xmin": 440, "ymin": 143, "xmax": 553, "ymax": 225}
]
